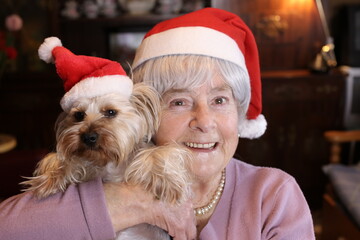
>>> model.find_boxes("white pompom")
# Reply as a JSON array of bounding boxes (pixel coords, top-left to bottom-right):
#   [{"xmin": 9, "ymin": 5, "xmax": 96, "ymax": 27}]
[
  {"xmin": 38, "ymin": 37, "xmax": 62, "ymax": 63},
  {"xmin": 238, "ymin": 114, "xmax": 267, "ymax": 139}
]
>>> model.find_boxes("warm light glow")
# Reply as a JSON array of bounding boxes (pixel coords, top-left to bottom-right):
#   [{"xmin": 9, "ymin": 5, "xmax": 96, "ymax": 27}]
[
  {"xmin": 289, "ymin": 0, "xmax": 312, "ymax": 4},
  {"xmin": 322, "ymin": 45, "xmax": 330, "ymax": 52},
  {"xmin": 285, "ymin": 0, "xmax": 314, "ymax": 11}
]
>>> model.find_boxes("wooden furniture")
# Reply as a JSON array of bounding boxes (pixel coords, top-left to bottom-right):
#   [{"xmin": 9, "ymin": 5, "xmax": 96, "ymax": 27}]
[
  {"xmin": 321, "ymin": 130, "xmax": 360, "ymax": 240},
  {"xmin": 235, "ymin": 70, "xmax": 346, "ymax": 210},
  {"xmin": 325, "ymin": 130, "xmax": 360, "ymax": 164}
]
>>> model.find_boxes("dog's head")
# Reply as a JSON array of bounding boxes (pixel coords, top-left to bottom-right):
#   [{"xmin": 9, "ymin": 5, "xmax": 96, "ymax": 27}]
[{"xmin": 54, "ymin": 83, "xmax": 161, "ymax": 167}]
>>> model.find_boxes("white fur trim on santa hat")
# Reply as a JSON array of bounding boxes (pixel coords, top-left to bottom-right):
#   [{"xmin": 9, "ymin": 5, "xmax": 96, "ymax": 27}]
[
  {"xmin": 38, "ymin": 36, "xmax": 62, "ymax": 63},
  {"xmin": 133, "ymin": 26, "xmax": 247, "ymax": 71},
  {"xmin": 238, "ymin": 114, "xmax": 267, "ymax": 139},
  {"xmin": 60, "ymin": 75, "xmax": 133, "ymax": 112}
]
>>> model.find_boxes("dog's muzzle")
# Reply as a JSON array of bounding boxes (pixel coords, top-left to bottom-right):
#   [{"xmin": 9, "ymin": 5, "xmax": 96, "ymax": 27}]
[{"xmin": 81, "ymin": 132, "xmax": 98, "ymax": 147}]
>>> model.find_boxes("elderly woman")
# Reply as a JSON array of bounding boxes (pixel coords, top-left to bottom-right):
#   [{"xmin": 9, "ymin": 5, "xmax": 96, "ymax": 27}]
[
  {"xmin": 129, "ymin": 8, "xmax": 315, "ymax": 239},
  {"xmin": 0, "ymin": 8, "xmax": 315, "ymax": 240}
]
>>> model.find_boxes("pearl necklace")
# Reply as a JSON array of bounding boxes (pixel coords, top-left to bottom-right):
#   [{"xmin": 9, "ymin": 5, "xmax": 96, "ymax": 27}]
[{"xmin": 194, "ymin": 169, "xmax": 226, "ymax": 216}]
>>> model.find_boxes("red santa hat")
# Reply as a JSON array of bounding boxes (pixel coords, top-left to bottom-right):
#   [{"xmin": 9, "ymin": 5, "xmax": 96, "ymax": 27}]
[
  {"xmin": 38, "ymin": 37, "xmax": 133, "ymax": 112},
  {"xmin": 132, "ymin": 8, "xmax": 266, "ymax": 139}
]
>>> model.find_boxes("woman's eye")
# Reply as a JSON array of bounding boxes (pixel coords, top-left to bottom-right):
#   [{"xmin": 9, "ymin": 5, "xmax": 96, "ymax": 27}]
[
  {"xmin": 214, "ymin": 97, "xmax": 227, "ymax": 104},
  {"xmin": 74, "ymin": 111, "xmax": 85, "ymax": 122},
  {"xmin": 104, "ymin": 109, "xmax": 117, "ymax": 117},
  {"xmin": 170, "ymin": 100, "xmax": 185, "ymax": 106}
]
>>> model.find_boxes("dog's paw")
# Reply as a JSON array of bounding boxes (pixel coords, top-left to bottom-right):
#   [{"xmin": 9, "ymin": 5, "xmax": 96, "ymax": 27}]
[
  {"xmin": 20, "ymin": 153, "xmax": 70, "ymax": 198},
  {"xmin": 125, "ymin": 144, "xmax": 192, "ymax": 204},
  {"xmin": 21, "ymin": 175, "xmax": 65, "ymax": 198}
]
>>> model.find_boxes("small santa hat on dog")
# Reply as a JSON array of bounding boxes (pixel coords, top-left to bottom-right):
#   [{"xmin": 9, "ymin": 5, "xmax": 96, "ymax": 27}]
[
  {"xmin": 38, "ymin": 37, "xmax": 133, "ymax": 112},
  {"xmin": 132, "ymin": 8, "xmax": 266, "ymax": 139}
]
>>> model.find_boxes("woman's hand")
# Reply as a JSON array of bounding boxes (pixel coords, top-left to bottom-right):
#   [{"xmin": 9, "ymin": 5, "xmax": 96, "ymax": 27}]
[
  {"xmin": 103, "ymin": 182, "xmax": 197, "ymax": 240},
  {"xmin": 148, "ymin": 198, "xmax": 196, "ymax": 240}
]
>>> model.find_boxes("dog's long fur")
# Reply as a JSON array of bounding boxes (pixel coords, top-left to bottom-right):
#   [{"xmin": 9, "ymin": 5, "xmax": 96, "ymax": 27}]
[{"xmin": 22, "ymin": 83, "xmax": 192, "ymax": 239}]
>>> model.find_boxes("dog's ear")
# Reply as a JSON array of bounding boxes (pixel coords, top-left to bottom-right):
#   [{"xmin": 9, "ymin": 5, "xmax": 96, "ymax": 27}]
[
  {"xmin": 130, "ymin": 83, "xmax": 161, "ymax": 142},
  {"xmin": 54, "ymin": 112, "xmax": 68, "ymax": 142}
]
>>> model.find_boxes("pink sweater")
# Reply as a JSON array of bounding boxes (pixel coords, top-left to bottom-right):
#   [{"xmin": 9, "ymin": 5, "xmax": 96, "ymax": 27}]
[
  {"xmin": 200, "ymin": 159, "xmax": 315, "ymax": 239},
  {"xmin": 0, "ymin": 159, "xmax": 315, "ymax": 239}
]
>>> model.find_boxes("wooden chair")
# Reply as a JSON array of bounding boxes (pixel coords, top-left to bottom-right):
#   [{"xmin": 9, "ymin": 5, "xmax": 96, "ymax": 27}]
[{"xmin": 321, "ymin": 130, "xmax": 360, "ymax": 240}]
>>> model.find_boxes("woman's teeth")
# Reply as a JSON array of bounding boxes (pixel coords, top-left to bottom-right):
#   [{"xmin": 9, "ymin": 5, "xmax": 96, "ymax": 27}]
[{"xmin": 185, "ymin": 142, "xmax": 216, "ymax": 149}]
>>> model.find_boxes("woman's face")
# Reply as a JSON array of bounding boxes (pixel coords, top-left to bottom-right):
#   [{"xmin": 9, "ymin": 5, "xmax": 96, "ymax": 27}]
[{"xmin": 153, "ymin": 76, "xmax": 239, "ymax": 180}]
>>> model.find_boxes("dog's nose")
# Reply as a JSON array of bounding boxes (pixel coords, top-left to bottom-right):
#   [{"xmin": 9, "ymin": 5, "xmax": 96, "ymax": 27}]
[{"xmin": 81, "ymin": 132, "xmax": 98, "ymax": 146}]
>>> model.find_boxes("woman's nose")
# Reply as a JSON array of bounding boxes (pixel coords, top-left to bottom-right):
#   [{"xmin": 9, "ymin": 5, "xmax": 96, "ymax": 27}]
[{"xmin": 189, "ymin": 103, "xmax": 216, "ymax": 132}]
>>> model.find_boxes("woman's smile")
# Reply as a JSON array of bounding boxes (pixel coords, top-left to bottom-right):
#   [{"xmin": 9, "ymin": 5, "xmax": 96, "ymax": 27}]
[{"xmin": 184, "ymin": 142, "xmax": 217, "ymax": 150}]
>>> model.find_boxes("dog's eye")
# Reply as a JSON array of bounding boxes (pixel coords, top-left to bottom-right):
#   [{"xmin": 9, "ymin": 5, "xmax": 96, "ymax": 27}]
[
  {"xmin": 104, "ymin": 109, "xmax": 117, "ymax": 118},
  {"xmin": 74, "ymin": 111, "xmax": 85, "ymax": 121}
]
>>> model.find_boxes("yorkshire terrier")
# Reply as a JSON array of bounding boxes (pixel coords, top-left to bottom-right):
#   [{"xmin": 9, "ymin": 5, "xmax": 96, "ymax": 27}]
[
  {"xmin": 22, "ymin": 85, "xmax": 192, "ymax": 239},
  {"xmin": 22, "ymin": 39, "xmax": 192, "ymax": 239}
]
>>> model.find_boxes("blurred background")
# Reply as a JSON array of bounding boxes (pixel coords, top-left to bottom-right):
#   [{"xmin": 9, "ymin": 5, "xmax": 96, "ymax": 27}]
[{"xmin": 0, "ymin": 0, "xmax": 359, "ymax": 239}]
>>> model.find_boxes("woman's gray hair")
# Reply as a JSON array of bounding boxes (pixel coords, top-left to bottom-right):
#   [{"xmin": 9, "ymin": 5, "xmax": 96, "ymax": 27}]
[{"xmin": 131, "ymin": 55, "xmax": 251, "ymax": 121}]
